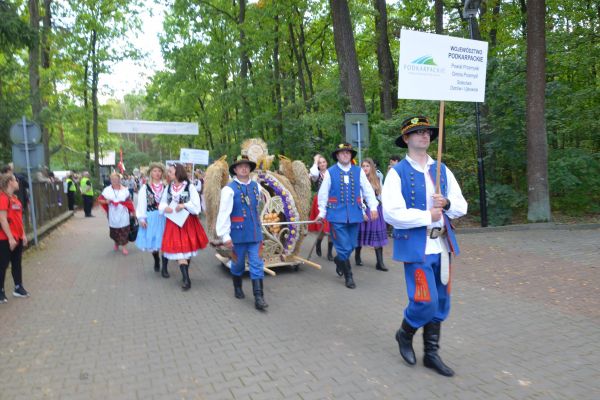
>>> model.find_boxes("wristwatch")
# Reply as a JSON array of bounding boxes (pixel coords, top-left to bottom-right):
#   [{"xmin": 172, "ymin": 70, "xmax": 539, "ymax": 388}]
[{"xmin": 443, "ymin": 198, "xmax": 451, "ymax": 211}]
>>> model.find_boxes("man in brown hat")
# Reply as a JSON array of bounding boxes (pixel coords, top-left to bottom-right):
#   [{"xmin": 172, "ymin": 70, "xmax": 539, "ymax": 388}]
[
  {"xmin": 382, "ymin": 116, "xmax": 467, "ymax": 377},
  {"xmin": 315, "ymin": 143, "xmax": 379, "ymax": 289}
]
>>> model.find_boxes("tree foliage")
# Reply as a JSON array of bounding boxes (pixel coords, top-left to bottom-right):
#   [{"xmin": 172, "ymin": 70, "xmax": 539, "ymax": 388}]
[{"xmin": 1, "ymin": 0, "xmax": 599, "ymax": 223}]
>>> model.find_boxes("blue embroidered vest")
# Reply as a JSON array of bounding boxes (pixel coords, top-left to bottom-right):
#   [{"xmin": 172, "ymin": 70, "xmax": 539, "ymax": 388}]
[
  {"xmin": 391, "ymin": 159, "xmax": 460, "ymax": 263},
  {"xmin": 228, "ymin": 180, "xmax": 263, "ymax": 244},
  {"xmin": 325, "ymin": 165, "xmax": 363, "ymax": 224}
]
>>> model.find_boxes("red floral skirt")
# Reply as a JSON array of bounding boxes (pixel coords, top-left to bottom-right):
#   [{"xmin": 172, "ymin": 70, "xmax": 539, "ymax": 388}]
[
  {"xmin": 161, "ymin": 216, "xmax": 208, "ymax": 259},
  {"xmin": 308, "ymin": 195, "xmax": 330, "ymax": 233}
]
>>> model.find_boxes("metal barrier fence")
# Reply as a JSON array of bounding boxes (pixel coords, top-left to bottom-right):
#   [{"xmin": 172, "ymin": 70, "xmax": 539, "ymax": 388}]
[{"xmin": 23, "ymin": 181, "xmax": 69, "ymax": 234}]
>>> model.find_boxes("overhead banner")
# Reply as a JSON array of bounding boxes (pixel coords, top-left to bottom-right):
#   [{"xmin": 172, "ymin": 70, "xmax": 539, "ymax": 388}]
[
  {"xmin": 180, "ymin": 148, "xmax": 210, "ymax": 165},
  {"xmin": 107, "ymin": 119, "xmax": 198, "ymax": 135},
  {"xmin": 398, "ymin": 29, "xmax": 488, "ymax": 102}
]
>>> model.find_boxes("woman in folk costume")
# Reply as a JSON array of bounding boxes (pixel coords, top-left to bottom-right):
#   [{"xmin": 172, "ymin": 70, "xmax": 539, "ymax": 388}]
[
  {"xmin": 355, "ymin": 158, "xmax": 388, "ymax": 271},
  {"xmin": 307, "ymin": 154, "xmax": 334, "ymax": 261},
  {"xmin": 98, "ymin": 172, "xmax": 135, "ymax": 255},
  {"xmin": 159, "ymin": 163, "xmax": 208, "ymax": 291},
  {"xmin": 135, "ymin": 163, "xmax": 168, "ymax": 277}
]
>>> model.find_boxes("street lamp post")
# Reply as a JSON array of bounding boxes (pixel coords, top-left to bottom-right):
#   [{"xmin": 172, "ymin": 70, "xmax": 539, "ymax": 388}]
[{"xmin": 464, "ymin": 0, "xmax": 488, "ymax": 227}]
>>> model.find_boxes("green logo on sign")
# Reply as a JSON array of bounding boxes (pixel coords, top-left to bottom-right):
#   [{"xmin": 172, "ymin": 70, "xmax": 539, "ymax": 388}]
[{"xmin": 411, "ymin": 55, "xmax": 437, "ymax": 66}]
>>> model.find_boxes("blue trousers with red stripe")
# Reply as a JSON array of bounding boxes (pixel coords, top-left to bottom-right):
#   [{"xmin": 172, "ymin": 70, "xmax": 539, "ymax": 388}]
[
  {"xmin": 403, "ymin": 253, "xmax": 451, "ymax": 328},
  {"xmin": 231, "ymin": 242, "xmax": 264, "ymax": 280},
  {"xmin": 330, "ymin": 222, "xmax": 360, "ymax": 261}
]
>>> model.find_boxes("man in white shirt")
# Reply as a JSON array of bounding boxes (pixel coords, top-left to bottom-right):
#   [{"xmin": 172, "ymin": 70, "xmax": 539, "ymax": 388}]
[
  {"xmin": 215, "ymin": 155, "xmax": 268, "ymax": 311},
  {"xmin": 316, "ymin": 143, "xmax": 379, "ymax": 289},
  {"xmin": 382, "ymin": 116, "xmax": 467, "ymax": 377}
]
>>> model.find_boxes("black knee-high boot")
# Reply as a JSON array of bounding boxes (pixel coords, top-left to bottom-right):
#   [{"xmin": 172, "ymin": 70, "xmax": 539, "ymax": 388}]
[
  {"xmin": 327, "ymin": 241, "xmax": 334, "ymax": 261},
  {"xmin": 232, "ymin": 275, "xmax": 245, "ymax": 299},
  {"xmin": 375, "ymin": 247, "xmax": 388, "ymax": 271},
  {"xmin": 152, "ymin": 252, "xmax": 160, "ymax": 272},
  {"xmin": 180, "ymin": 264, "xmax": 191, "ymax": 291},
  {"xmin": 333, "ymin": 256, "xmax": 344, "ymax": 277},
  {"xmin": 252, "ymin": 279, "xmax": 268, "ymax": 310},
  {"xmin": 423, "ymin": 322, "xmax": 455, "ymax": 377},
  {"xmin": 343, "ymin": 260, "xmax": 356, "ymax": 289},
  {"xmin": 315, "ymin": 238, "xmax": 322, "ymax": 257},
  {"xmin": 354, "ymin": 246, "xmax": 363, "ymax": 266},
  {"xmin": 161, "ymin": 256, "xmax": 169, "ymax": 278},
  {"xmin": 395, "ymin": 319, "xmax": 417, "ymax": 365}
]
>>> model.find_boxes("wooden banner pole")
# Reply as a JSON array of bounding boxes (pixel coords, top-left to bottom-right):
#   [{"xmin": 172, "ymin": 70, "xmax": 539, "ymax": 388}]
[{"xmin": 435, "ymin": 101, "xmax": 445, "ymax": 195}]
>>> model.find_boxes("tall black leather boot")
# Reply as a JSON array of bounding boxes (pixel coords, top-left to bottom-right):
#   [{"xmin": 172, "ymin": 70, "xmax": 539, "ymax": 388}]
[
  {"xmin": 395, "ymin": 319, "xmax": 417, "ymax": 365},
  {"xmin": 327, "ymin": 241, "xmax": 334, "ymax": 261},
  {"xmin": 180, "ymin": 264, "xmax": 191, "ymax": 291},
  {"xmin": 354, "ymin": 247, "xmax": 363, "ymax": 266},
  {"xmin": 152, "ymin": 252, "xmax": 160, "ymax": 272},
  {"xmin": 315, "ymin": 238, "xmax": 322, "ymax": 257},
  {"xmin": 343, "ymin": 260, "xmax": 356, "ymax": 289},
  {"xmin": 423, "ymin": 322, "xmax": 455, "ymax": 377},
  {"xmin": 232, "ymin": 275, "xmax": 245, "ymax": 299},
  {"xmin": 375, "ymin": 247, "xmax": 388, "ymax": 271},
  {"xmin": 333, "ymin": 256, "xmax": 344, "ymax": 277},
  {"xmin": 161, "ymin": 256, "xmax": 170, "ymax": 278},
  {"xmin": 252, "ymin": 279, "xmax": 268, "ymax": 310}
]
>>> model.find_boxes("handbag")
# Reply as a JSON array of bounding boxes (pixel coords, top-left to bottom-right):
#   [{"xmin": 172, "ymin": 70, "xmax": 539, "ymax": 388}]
[{"xmin": 128, "ymin": 216, "xmax": 139, "ymax": 242}]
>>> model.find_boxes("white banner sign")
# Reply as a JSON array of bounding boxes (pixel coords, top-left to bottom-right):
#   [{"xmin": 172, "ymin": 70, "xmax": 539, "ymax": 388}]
[
  {"xmin": 107, "ymin": 119, "xmax": 198, "ymax": 135},
  {"xmin": 398, "ymin": 29, "xmax": 488, "ymax": 102},
  {"xmin": 180, "ymin": 148, "xmax": 210, "ymax": 165}
]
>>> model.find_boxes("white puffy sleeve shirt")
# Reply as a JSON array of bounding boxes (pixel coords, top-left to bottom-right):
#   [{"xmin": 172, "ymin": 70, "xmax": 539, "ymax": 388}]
[
  {"xmin": 101, "ymin": 186, "xmax": 131, "ymax": 229},
  {"xmin": 215, "ymin": 185, "xmax": 235, "ymax": 243},
  {"xmin": 135, "ymin": 185, "xmax": 148, "ymax": 220},
  {"xmin": 382, "ymin": 155, "xmax": 468, "ymax": 254}
]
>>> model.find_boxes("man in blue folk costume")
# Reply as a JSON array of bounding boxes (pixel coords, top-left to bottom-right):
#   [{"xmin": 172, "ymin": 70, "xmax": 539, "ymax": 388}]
[
  {"xmin": 382, "ymin": 116, "xmax": 467, "ymax": 377},
  {"xmin": 216, "ymin": 155, "xmax": 268, "ymax": 311},
  {"xmin": 316, "ymin": 143, "xmax": 379, "ymax": 289}
]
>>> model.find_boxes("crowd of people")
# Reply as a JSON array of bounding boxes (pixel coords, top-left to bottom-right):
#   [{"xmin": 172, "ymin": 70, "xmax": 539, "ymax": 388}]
[{"xmin": 0, "ymin": 115, "xmax": 468, "ymax": 377}]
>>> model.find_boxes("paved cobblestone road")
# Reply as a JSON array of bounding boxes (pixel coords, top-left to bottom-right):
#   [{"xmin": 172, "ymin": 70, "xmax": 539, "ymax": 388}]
[{"xmin": 0, "ymin": 212, "xmax": 598, "ymax": 399}]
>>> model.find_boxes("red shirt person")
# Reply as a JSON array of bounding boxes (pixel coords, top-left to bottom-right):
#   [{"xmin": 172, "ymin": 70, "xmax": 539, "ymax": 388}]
[{"xmin": 0, "ymin": 172, "xmax": 30, "ymax": 303}]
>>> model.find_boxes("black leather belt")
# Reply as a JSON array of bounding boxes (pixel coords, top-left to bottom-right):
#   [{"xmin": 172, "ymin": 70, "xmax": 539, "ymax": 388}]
[{"xmin": 426, "ymin": 227, "xmax": 447, "ymax": 239}]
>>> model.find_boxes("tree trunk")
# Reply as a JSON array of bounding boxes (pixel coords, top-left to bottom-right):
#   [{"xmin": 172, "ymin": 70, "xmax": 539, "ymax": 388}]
[
  {"xmin": 41, "ymin": 0, "xmax": 52, "ymax": 166},
  {"xmin": 526, "ymin": 0, "xmax": 551, "ymax": 222},
  {"xmin": 273, "ymin": 15, "xmax": 284, "ymax": 152},
  {"xmin": 91, "ymin": 29, "xmax": 100, "ymax": 183},
  {"xmin": 489, "ymin": 0, "xmax": 501, "ymax": 48},
  {"xmin": 28, "ymin": 0, "xmax": 48, "ymax": 165},
  {"xmin": 329, "ymin": 0, "xmax": 366, "ymax": 113},
  {"xmin": 520, "ymin": 0, "xmax": 528, "ymax": 38},
  {"xmin": 295, "ymin": 8, "xmax": 315, "ymax": 102},
  {"xmin": 288, "ymin": 23, "xmax": 309, "ymax": 112},
  {"xmin": 434, "ymin": 0, "xmax": 443, "ymax": 34},
  {"xmin": 197, "ymin": 97, "xmax": 214, "ymax": 149},
  {"xmin": 238, "ymin": 0, "xmax": 251, "ymax": 135},
  {"xmin": 41, "ymin": 0, "xmax": 51, "ymax": 68},
  {"xmin": 373, "ymin": 0, "xmax": 396, "ymax": 119},
  {"xmin": 84, "ymin": 35, "xmax": 92, "ymax": 173}
]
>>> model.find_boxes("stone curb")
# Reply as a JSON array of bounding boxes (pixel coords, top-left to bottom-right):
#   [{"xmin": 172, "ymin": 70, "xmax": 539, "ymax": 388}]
[
  {"xmin": 25, "ymin": 210, "xmax": 74, "ymax": 248},
  {"xmin": 457, "ymin": 222, "xmax": 600, "ymax": 234}
]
